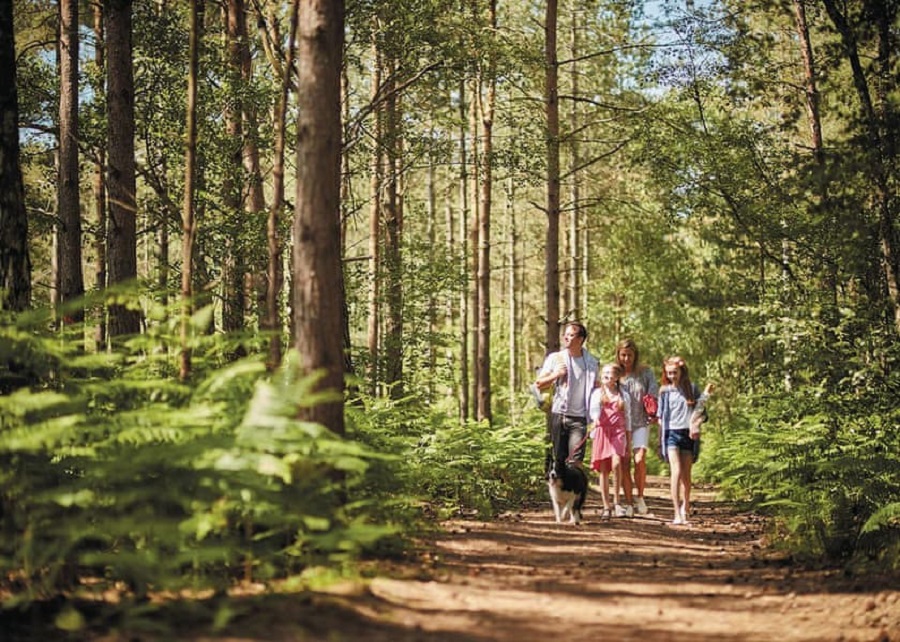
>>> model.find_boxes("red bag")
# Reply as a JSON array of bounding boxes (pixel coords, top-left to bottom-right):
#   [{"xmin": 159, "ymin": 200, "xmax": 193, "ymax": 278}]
[{"xmin": 642, "ymin": 394, "xmax": 658, "ymax": 421}]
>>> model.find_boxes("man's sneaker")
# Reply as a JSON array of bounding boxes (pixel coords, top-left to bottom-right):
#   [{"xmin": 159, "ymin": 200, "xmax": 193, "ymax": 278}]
[
  {"xmin": 624, "ymin": 504, "xmax": 634, "ymax": 518},
  {"xmin": 614, "ymin": 504, "xmax": 627, "ymax": 518},
  {"xmin": 635, "ymin": 497, "xmax": 648, "ymax": 515}
]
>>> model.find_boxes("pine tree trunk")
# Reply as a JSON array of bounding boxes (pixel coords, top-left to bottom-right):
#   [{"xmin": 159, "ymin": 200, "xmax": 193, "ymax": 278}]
[
  {"xmin": 293, "ymin": 0, "xmax": 346, "ymax": 435},
  {"xmin": 57, "ymin": 0, "xmax": 84, "ymax": 324},
  {"xmin": 0, "ymin": 0, "xmax": 31, "ymax": 312},
  {"xmin": 222, "ymin": 0, "xmax": 246, "ymax": 353},
  {"xmin": 457, "ymin": 76, "xmax": 470, "ymax": 420},
  {"xmin": 567, "ymin": 10, "xmax": 581, "ymax": 322},
  {"xmin": 384, "ymin": 66, "xmax": 404, "ymax": 400},
  {"xmin": 426, "ymin": 121, "xmax": 437, "ymax": 402},
  {"xmin": 106, "ymin": 0, "xmax": 140, "ymax": 337},
  {"xmin": 475, "ymin": 0, "xmax": 497, "ymax": 424},
  {"xmin": 507, "ymin": 176, "xmax": 518, "ymax": 423},
  {"xmin": 239, "ymin": 0, "xmax": 267, "ymax": 345},
  {"xmin": 468, "ymin": 73, "xmax": 479, "ymax": 414},
  {"xmin": 266, "ymin": 0, "xmax": 298, "ymax": 371},
  {"xmin": 92, "ymin": 2, "xmax": 107, "ymax": 349},
  {"xmin": 544, "ymin": 0, "xmax": 561, "ymax": 352},
  {"xmin": 367, "ymin": 33, "xmax": 383, "ymax": 396},
  {"xmin": 180, "ymin": 0, "xmax": 202, "ymax": 381}
]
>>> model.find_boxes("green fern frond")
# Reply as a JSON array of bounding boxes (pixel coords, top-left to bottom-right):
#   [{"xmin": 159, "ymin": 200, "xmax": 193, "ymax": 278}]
[{"xmin": 861, "ymin": 503, "xmax": 900, "ymax": 534}]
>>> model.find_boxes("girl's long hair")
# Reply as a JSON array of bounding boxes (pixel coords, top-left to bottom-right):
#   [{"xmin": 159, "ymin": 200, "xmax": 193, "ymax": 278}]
[
  {"xmin": 661, "ymin": 356, "xmax": 695, "ymax": 406},
  {"xmin": 601, "ymin": 363, "xmax": 624, "ymax": 409}
]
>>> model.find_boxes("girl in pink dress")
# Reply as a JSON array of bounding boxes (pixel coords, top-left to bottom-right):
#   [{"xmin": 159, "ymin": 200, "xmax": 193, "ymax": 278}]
[{"xmin": 589, "ymin": 363, "xmax": 632, "ymax": 519}]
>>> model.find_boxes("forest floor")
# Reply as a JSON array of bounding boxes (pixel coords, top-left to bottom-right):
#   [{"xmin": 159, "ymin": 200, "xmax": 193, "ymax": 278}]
[
  {"xmin": 173, "ymin": 474, "xmax": 900, "ymax": 642},
  {"xmin": 9, "ymin": 476, "xmax": 898, "ymax": 641}
]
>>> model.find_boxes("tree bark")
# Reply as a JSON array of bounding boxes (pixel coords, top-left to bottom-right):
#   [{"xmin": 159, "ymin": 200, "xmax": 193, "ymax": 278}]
[
  {"xmin": 0, "ymin": 0, "xmax": 31, "ymax": 312},
  {"xmin": 567, "ymin": 9, "xmax": 582, "ymax": 322},
  {"xmin": 106, "ymin": 0, "xmax": 141, "ymax": 337},
  {"xmin": 266, "ymin": 0, "xmax": 299, "ymax": 371},
  {"xmin": 293, "ymin": 0, "xmax": 346, "ymax": 435},
  {"xmin": 180, "ymin": 0, "xmax": 202, "ymax": 381},
  {"xmin": 383, "ymin": 64, "xmax": 404, "ymax": 400},
  {"xmin": 475, "ymin": 0, "xmax": 497, "ymax": 424},
  {"xmin": 367, "ymin": 31, "xmax": 383, "ymax": 396},
  {"xmin": 57, "ymin": 0, "xmax": 84, "ymax": 323},
  {"xmin": 92, "ymin": 2, "xmax": 107, "ymax": 349},
  {"xmin": 222, "ymin": 0, "xmax": 247, "ymax": 354},
  {"xmin": 468, "ymin": 71, "xmax": 479, "ymax": 416},
  {"xmin": 457, "ymin": 75, "xmax": 470, "ymax": 420},
  {"xmin": 235, "ymin": 1, "xmax": 265, "ymax": 340},
  {"xmin": 793, "ymin": 0, "xmax": 822, "ymax": 161},
  {"xmin": 506, "ymin": 176, "xmax": 519, "ymax": 423},
  {"xmin": 544, "ymin": 0, "xmax": 561, "ymax": 352}
]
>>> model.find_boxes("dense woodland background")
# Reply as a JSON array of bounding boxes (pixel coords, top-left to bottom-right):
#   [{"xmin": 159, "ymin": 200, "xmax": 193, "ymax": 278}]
[{"xmin": 0, "ymin": 0, "xmax": 899, "ymax": 634}]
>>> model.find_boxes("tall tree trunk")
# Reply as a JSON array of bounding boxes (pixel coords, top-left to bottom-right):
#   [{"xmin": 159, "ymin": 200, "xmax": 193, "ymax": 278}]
[
  {"xmin": 57, "ymin": 0, "xmax": 84, "ymax": 324},
  {"xmin": 0, "ymin": 0, "xmax": 31, "ymax": 312},
  {"xmin": 92, "ymin": 2, "xmax": 107, "ymax": 349},
  {"xmin": 222, "ymin": 0, "xmax": 246, "ymax": 354},
  {"xmin": 567, "ymin": 8, "xmax": 581, "ymax": 322},
  {"xmin": 789, "ymin": 0, "xmax": 828, "ymax": 390},
  {"xmin": 544, "ymin": 0, "xmax": 561, "ymax": 352},
  {"xmin": 293, "ymin": 0, "xmax": 346, "ymax": 435},
  {"xmin": 475, "ymin": 0, "xmax": 497, "ymax": 423},
  {"xmin": 426, "ymin": 121, "xmax": 437, "ymax": 402},
  {"xmin": 367, "ymin": 33, "xmax": 383, "ymax": 396},
  {"xmin": 793, "ymin": 0, "xmax": 822, "ymax": 161},
  {"xmin": 506, "ymin": 175, "xmax": 518, "ymax": 423},
  {"xmin": 457, "ymin": 76, "xmax": 470, "ymax": 420},
  {"xmin": 468, "ymin": 72, "xmax": 479, "ymax": 415},
  {"xmin": 180, "ymin": 0, "xmax": 202, "ymax": 381},
  {"xmin": 384, "ymin": 66, "xmax": 404, "ymax": 400},
  {"xmin": 239, "ymin": 0, "xmax": 266, "ymax": 342},
  {"xmin": 106, "ymin": 0, "xmax": 140, "ymax": 337},
  {"xmin": 266, "ymin": 0, "xmax": 299, "ymax": 371}
]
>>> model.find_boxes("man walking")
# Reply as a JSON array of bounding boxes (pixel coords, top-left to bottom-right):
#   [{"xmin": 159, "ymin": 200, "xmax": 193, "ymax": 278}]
[{"xmin": 534, "ymin": 322, "xmax": 599, "ymax": 468}]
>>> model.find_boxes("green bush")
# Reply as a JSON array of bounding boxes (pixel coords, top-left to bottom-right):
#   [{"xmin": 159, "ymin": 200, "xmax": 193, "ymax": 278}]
[
  {"xmin": 703, "ymin": 356, "xmax": 900, "ymax": 570},
  {"xmin": 0, "ymin": 308, "xmax": 395, "ymax": 632}
]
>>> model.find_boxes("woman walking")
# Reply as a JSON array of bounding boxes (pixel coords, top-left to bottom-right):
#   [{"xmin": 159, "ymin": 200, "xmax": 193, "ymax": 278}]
[{"xmin": 615, "ymin": 338, "xmax": 658, "ymax": 515}]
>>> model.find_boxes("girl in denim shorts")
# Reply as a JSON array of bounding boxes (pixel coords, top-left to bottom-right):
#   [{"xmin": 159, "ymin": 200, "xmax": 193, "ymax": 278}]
[{"xmin": 657, "ymin": 356, "xmax": 713, "ymax": 525}]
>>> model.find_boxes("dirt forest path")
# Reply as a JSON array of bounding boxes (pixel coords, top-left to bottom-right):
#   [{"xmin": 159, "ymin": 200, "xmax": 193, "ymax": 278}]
[{"xmin": 203, "ymin": 475, "xmax": 898, "ymax": 642}]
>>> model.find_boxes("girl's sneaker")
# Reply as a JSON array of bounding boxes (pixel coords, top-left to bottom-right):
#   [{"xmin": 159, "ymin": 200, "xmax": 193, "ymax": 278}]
[
  {"xmin": 624, "ymin": 504, "xmax": 634, "ymax": 518},
  {"xmin": 635, "ymin": 497, "xmax": 648, "ymax": 514},
  {"xmin": 600, "ymin": 508, "xmax": 611, "ymax": 520},
  {"xmin": 614, "ymin": 504, "xmax": 627, "ymax": 518}
]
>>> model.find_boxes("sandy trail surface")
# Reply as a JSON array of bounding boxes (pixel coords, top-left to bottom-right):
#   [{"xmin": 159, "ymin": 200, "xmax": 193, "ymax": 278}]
[{"xmin": 194, "ymin": 475, "xmax": 898, "ymax": 642}]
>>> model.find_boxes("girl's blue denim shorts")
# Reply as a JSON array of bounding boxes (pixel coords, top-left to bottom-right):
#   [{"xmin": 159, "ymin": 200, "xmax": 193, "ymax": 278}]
[{"xmin": 666, "ymin": 429, "xmax": 694, "ymax": 452}]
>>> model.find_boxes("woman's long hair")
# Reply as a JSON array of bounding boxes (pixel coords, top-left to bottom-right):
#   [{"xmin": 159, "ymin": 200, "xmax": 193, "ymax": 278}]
[{"xmin": 615, "ymin": 338, "xmax": 641, "ymax": 372}]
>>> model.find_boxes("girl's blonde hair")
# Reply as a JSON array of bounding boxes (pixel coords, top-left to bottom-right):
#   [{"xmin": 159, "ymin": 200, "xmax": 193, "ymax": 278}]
[{"xmin": 600, "ymin": 363, "xmax": 624, "ymax": 409}]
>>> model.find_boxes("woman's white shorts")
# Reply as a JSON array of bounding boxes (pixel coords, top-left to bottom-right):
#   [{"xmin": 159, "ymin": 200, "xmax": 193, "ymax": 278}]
[{"xmin": 631, "ymin": 425, "xmax": 650, "ymax": 450}]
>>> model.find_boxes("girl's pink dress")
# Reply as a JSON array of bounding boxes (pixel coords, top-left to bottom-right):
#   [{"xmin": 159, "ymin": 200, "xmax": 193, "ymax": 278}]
[{"xmin": 590, "ymin": 397, "xmax": 627, "ymax": 472}]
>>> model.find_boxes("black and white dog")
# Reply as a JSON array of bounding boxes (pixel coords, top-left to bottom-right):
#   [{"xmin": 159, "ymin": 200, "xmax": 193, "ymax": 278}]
[{"xmin": 547, "ymin": 458, "xmax": 587, "ymax": 525}]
